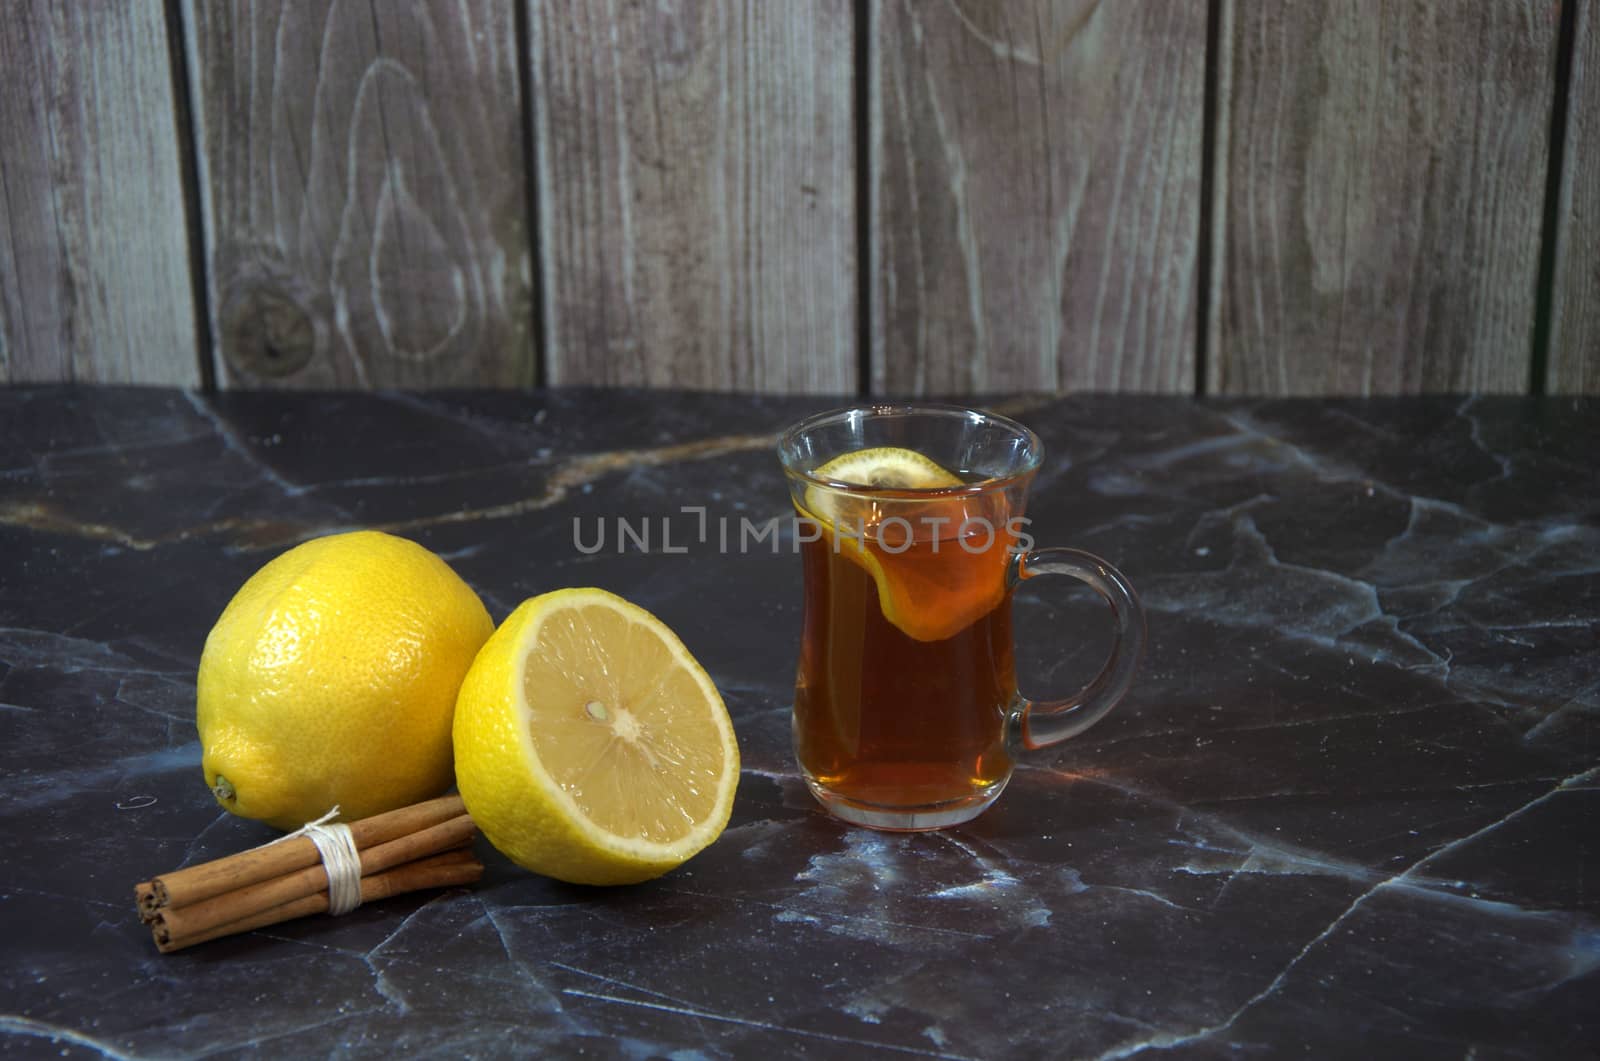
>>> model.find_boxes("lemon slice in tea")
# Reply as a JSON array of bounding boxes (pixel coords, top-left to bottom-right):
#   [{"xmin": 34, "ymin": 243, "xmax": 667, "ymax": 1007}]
[
  {"xmin": 813, "ymin": 446, "xmax": 964, "ymax": 491},
  {"xmin": 799, "ymin": 448, "xmax": 1011, "ymax": 643},
  {"xmin": 453, "ymin": 588, "xmax": 740, "ymax": 885},
  {"xmin": 802, "ymin": 446, "xmax": 962, "ymax": 527}
]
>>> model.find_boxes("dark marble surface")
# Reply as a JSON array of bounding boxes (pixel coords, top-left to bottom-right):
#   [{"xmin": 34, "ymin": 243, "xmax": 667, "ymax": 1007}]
[{"xmin": 1, "ymin": 387, "xmax": 1596, "ymax": 1059}]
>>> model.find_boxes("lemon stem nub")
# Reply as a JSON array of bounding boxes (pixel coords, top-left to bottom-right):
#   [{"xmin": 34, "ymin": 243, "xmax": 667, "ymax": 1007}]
[{"xmin": 212, "ymin": 775, "xmax": 237, "ymax": 804}]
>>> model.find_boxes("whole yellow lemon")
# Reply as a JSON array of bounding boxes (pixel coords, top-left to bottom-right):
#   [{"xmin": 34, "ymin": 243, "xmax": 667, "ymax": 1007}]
[{"xmin": 197, "ymin": 530, "xmax": 493, "ymax": 830}]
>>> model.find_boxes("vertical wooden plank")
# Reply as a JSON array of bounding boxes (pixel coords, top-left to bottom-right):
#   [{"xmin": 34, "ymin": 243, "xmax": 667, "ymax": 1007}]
[
  {"xmin": 871, "ymin": 0, "xmax": 1205, "ymax": 395},
  {"xmin": 0, "ymin": 1, "xmax": 199, "ymax": 385},
  {"xmin": 533, "ymin": 0, "xmax": 855, "ymax": 393},
  {"xmin": 1210, "ymin": 0, "xmax": 1559, "ymax": 396},
  {"xmin": 1549, "ymin": 0, "xmax": 1598, "ymax": 393},
  {"xmin": 183, "ymin": 1, "xmax": 532, "ymax": 388}
]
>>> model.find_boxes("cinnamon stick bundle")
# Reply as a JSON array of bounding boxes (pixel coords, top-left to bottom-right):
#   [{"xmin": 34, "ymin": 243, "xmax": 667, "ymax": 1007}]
[{"xmin": 135, "ymin": 794, "xmax": 484, "ymax": 953}]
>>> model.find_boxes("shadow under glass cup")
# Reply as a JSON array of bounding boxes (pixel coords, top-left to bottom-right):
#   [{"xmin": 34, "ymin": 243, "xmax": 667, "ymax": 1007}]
[{"xmin": 777, "ymin": 404, "xmax": 1148, "ymax": 830}]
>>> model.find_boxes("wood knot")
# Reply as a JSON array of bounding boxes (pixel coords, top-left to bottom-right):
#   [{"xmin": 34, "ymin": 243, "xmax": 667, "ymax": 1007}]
[{"xmin": 221, "ymin": 286, "xmax": 315, "ymax": 379}]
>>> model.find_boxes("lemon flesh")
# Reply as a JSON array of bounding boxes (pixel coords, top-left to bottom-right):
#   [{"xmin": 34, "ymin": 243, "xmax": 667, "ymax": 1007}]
[
  {"xmin": 811, "ymin": 446, "xmax": 964, "ymax": 491},
  {"xmin": 798, "ymin": 448, "xmax": 1010, "ymax": 643},
  {"xmin": 197, "ymin": 530, "xmax": 494, "ymax": 830},
  {"xmin": 453, "ymin": 588, "xmax": 740, "ymax": 885},
  {"xmin": 803, "ymin": 447, "xmax": 965, "ymax": 529}
]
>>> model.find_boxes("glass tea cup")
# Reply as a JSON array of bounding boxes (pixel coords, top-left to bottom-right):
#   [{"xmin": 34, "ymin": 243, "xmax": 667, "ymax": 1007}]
[{"xmin": 777, "ymin": 404, "xmax": 1147, "ymax": 830}]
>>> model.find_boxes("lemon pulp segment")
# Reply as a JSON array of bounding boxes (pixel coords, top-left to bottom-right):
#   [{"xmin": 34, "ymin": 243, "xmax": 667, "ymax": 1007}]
[
  {"xmin": 522, "ymin": 602, "xmax": 727, "ymax": 845},
  {"xmin": 454, "ymin": 587, "xmax": 739, "ymax": 885},
  {"xmin": 812, "ymin": 446, "xmax": 964, "ymax": 490}
]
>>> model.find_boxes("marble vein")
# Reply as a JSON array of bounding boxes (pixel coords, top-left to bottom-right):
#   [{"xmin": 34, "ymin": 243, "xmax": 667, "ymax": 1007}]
[
  {"xmin": 354, "ymin": 432, "xmax": 781, "ymax": 540},
  {"xmin": 0, "ymin": 627, "xmax": 190, "ymax": 676},
  {"xmin": 1458, "ymin": 395, "xmax": 1515, "ymax": 483},
  {"xmin": 561, "ymin": 989, "xmax": 977, "ymax": 1060},
  {"xmin": 3, "ymin": 416, "xmax": 778, "ymax": 554},
  {"xmin": 544, "ymin": 960, "xmax": 700, "ymax": 1010},
  {"xmin": 10, "ymin": 743, "xmax": 203, "ymax": 813},
  {"xmin": 1095, "ymin": 765, "xmax": 1600, "ymax": 1057},
  {"xmin": 0, "ymin": 1015, "xmax": 138, "ymax": 1061},
  {"xmin": 1023, "ymin": 766, "xmax": 1590, "ymax": 927},
  {"xmin": 181, "ymin": 392, "xmax": 304, "ymax": 498}
]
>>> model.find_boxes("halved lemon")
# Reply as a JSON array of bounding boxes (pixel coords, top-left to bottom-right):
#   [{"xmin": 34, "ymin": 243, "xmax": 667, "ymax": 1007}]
[
  {"xmin": 798, "ymin": 448, "xmax": 1010, "ymax": 643},
  {"xmin": 453, "ymin": 588, "xmax": 740, "ymax": 885}
]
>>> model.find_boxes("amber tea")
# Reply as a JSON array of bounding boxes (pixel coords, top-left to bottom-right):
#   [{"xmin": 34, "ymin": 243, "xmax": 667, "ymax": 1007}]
[
  {"xmin": 779, "ymin": 406, "xmax": 1147, "ymax": 831},
  {"xmin": 794, "ymin": 501, "xmax": 1020, "ymax": 817}
]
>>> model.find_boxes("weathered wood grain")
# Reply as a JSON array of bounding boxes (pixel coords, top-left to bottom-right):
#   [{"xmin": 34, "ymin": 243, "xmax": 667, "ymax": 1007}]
[
  {"xmin": 1549, "ymin": 0, "xmax": 1599, "ymax": 393},
  {"xmin": 182, "ymin": 1, "xmax": 532, "ymax": 388},
  {"xmin": 871, "ymin": 0, "xmax": 1204, "ymax": 395},
  {"xmin": 0, "ymin": 2, "xmax": 199, "ymax": 384},
  {"xmin": 532, "ymin": 0, "xmax": 855, "ymax": 393},
  {"xmin": 1209, "ymin": 0, "xmax": 1559, "ymax": 396}
]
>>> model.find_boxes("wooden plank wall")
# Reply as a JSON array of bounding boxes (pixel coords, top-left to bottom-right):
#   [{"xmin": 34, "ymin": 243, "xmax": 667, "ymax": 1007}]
[
  {"xmin": 1209, "ymin": 0, "xmax": 1558, "ymax": 395},
  {"xmin": 533, "ymin": 0, "xmax": 855, "ymax": 392},
  {"xmin": 872, "ymin": 0, "xmax": 1204, "ymax": 394},
  {"xmin": 2, "ymin": 0, "xmax": 1596, "ymax": 396},
  {"xmin": 180, "ymin": 1, "xmax": 533, "ymax": 387},
  {"xmin": 1549, "ymin": 0, "xmax": 1597, "ymax": 393},
  {"xmin": 0, "ymin": 1, "xmax": 199, "ymax": 385}
]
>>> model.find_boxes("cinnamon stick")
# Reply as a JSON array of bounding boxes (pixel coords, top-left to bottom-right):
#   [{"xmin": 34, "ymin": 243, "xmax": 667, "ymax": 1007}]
[
  {"xmin": 151, "ymin": 849, "xmax": 483, "ymax": 954},
  {"xmin": 135, "ymin": 793, "xmax": 465, "ymax": 919},
  {"xmin": 153, "ymin": 815, "xmax": 477, "ymax": 942}
]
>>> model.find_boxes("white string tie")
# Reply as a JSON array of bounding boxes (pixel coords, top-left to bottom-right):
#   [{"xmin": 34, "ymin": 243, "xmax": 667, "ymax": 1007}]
[{"xmin": 270, "ymin": 806, "xmax": 363, "ymax": 916}]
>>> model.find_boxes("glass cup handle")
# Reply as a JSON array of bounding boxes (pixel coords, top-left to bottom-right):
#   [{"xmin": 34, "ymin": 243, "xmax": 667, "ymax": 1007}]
[{"xmin": 1007, "ymin": 547, "xmax": 1148, "ymax": 750}]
